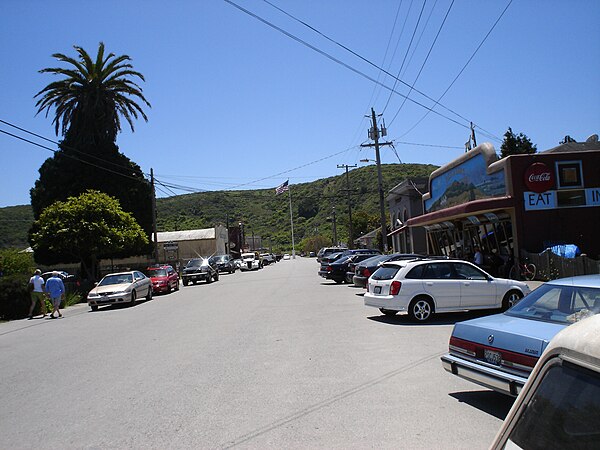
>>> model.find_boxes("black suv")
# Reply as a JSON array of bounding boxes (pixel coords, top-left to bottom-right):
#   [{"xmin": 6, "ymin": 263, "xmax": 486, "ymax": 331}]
[
  {"xmin": 214, "ymin": 254, "xmax": 237, "ymax": 273},
  {"xmin": 182, "ymin": 257, "xmax": 219, "ymax": 286}
]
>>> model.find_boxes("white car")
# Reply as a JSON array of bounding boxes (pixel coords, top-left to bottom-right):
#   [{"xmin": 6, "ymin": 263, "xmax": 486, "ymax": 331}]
[
  {"xmin": 364, "ymin": 258, "xmax": 531, "ymax": 322},
  {"xmin": 240, "ymin": 252, "xmax": 262, "ymax": 271},
  {"xmin": 87, "ymin": 271, "xmax": 152, "ymax": 311},
  {"xmin": 283, "ymin": 254, "xmax": 291, "ymax": 260}
]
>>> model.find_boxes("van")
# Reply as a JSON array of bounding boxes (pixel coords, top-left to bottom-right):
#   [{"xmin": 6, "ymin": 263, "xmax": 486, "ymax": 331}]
[{"xmin": 490, "ymin": 314, "xmax": 600, "ymax": 449}]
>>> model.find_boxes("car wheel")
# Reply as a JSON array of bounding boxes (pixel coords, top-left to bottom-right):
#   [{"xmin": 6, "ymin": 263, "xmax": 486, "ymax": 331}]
[
  {"xmin": 175, "ymin": 280, "xmax": 180, "ymax": 291},
  {"xmin": 206, "ymin": 274, "xmax": 212, "ymax": 284},
  {"xmin": 183, "ymin": 279, "xmax": 188, "ymax": 286},
  {"xmin": 214, "ymin": 272, "xmax": 219, "ymax": 282},
  {"xmin": 335, "ymin": 279, "xmax": 343, "ymax": 284},
  {"xmin": 502, "ymin": 290, "xmax": 523, "ymax": 311},
  {"xmin": 130, "ymin": 291, "xmax": 137, "ymax": 305},
  {"xmin": 146, "ymin": 287, "xmax": 153, "ymax": 301},
  {"xmin": 379, "ymin": 308, "xmax": 397, "ymax": 316},
  {"xmin": 90, "ymin": 305, "xmax": 98, "ymax": 312},
  {"xmin": 408, "ymin": 297, "xmax": 433, "ymax": 322},
  {"xmin": 167, "ymin": 284, "xmax": 172, "ymax": 294}
]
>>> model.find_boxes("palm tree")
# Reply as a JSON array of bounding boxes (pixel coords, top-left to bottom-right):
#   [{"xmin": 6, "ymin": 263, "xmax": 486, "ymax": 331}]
[{"xmin": 35, "ymin": 42, "xmax": 150, "ymax": 146}]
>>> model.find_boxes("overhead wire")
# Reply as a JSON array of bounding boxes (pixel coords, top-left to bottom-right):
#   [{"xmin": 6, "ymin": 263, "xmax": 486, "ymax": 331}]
[
  {"xmin": 388, "ymin": 0, "xmax": 454, "ymax": 126},
  {"xmin": 382, "ymin": 0, "xmax": 428, "ymax": 114},
  {"xmin": 225, "ymin": 0, "xmax": 471, "ymax": 130},
  {"xmin": 398, "ymin": 0, "xmax": 513, "ymax": 139}
]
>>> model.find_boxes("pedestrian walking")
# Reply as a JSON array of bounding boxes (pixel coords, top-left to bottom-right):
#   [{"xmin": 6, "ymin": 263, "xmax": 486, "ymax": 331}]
[
  {"xmin": 28, "ymin": 269, "xmax": 46, "ymax": 319},
  {"xmin": 473, "ymin": 246, "xmax": 484, "ymax": 267},
  {"xmin": 45, "ymin": 271, "xmax": 65, "ymax": 319}
]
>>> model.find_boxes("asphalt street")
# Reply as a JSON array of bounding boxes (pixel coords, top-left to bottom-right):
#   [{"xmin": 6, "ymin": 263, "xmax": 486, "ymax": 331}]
[{"xmin": 0, "ymin": 257, "xmax": 516, "ymax": 449}]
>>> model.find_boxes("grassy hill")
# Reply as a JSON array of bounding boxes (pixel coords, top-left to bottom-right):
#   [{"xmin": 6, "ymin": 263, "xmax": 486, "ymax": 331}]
[{"xmin": 0, "ymin": 163, "xmax": 437, "ymax": 251}]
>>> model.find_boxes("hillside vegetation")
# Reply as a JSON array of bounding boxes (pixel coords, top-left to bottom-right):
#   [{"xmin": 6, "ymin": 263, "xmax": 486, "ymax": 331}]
[{"xmin": 1, "ymin": 163, "xmax": 436, "ymax": 251}]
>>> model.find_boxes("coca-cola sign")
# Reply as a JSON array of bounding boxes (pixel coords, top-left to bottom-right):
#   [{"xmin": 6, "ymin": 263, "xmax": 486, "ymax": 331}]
[{"xmin": 524, "ymin": 162, "xmax": 555, "ymax": 193}]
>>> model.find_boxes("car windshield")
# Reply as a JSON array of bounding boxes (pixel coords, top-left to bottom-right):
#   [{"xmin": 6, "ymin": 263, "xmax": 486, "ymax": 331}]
[
  {"xmin": 148, "ymin": 269, "xmax": 168, "ymax": 277},
  {"xmin": 362, "ymin": 254, "xmax": 391, "ymax": 267},
  {"xmin": 99, "ymin": 274, "xmax": 133, "ymax": 286},
  {"xmin": 215, "ymin": 256, "xmax": 227, "ymax": 262},
  {"xmin": 371, "ymin": 265, "xmax": 401, "ymax": 281},
  {"xmin": 186, "ymin": 258, "xmax": 208, "ymax": 268},
  {"xmin": 242, "ymin": 253, "xmax": 255, "ymax": 259},
  {"xmin": 506, "ymin": 283, "xmax": 600, "ymax": 324}
]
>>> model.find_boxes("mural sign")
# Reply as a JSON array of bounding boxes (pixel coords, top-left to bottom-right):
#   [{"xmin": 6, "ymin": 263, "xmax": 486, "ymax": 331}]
[{"xmin": 425, "ymin": 153, "xmax": 506, "ymax": 213}]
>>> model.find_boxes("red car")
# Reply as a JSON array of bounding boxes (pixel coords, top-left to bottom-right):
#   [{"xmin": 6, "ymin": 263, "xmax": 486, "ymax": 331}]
[{"xmin": 146, "ymin": 265, "xmax": 179, "ymax": 294}]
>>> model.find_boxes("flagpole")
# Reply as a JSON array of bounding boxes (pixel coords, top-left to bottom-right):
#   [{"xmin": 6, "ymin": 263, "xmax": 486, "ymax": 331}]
[{"xmin": 288, "ymin": 184, "xmax": 296, "ymax": 259}]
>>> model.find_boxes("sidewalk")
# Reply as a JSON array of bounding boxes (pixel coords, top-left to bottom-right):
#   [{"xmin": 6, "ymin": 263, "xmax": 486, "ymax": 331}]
[
  {"xmin": 526, "ymin": 280, "xmax": 544, "ymax": 291},
  {"xmin": 0, "ymin": 302, "xmax": 89, "ymax": 335}
]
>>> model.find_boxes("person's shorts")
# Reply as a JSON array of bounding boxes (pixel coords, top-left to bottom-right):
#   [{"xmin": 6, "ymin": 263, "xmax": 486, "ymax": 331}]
[
  {"xmin": 31, "ymin": 291, "xmax": 45, "ymax": 304},
  {"xmin": 50, "ymin": 296, "xmax": 61, "ymax": 308}
]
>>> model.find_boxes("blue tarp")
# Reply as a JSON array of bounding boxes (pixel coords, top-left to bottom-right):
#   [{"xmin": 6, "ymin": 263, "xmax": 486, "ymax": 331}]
[{"xmin": 547, "ymin": 244, "xmax": 581, "ymax": 259}]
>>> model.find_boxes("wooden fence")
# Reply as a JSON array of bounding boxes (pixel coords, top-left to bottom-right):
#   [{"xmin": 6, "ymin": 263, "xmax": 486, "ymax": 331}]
[{"xmin": 525, "ymin": 251, "xmax": 600, "ymax": 281}]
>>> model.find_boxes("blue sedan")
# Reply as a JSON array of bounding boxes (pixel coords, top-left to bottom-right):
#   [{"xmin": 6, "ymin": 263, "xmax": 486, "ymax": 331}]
[{"xmin": 441, "ymin": 274, "xmax": 600, "ymax": 396}]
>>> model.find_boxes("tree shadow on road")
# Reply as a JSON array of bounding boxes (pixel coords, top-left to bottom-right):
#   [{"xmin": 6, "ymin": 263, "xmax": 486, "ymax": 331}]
[{"xmin": 449, "ymin": 390, "xmax": 515, "ymax": 420}]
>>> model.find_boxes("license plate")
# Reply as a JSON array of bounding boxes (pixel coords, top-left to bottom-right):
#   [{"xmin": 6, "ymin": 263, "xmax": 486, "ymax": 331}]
[
  {"xmin": 484, "ymin": 349, "xmax": 502, "ymax": 366},
  {"xmin": 374, "ymin": 286, "xmax": 382, "ymax": 294}
]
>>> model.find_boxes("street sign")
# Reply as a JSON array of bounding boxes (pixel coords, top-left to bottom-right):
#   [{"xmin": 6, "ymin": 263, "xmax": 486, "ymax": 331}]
[{"xmin": 163, "ymin": 241, "xmax": 179, "ymax": 251}]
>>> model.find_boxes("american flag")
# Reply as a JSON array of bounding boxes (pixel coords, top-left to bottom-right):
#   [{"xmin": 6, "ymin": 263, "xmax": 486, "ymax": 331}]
[{"xmin": 275, "ymin": 180, "xmax": 289, "ymax": 195}]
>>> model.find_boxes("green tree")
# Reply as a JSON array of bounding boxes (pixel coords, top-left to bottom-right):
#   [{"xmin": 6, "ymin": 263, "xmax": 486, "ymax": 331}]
[
  {"xmin": 29, "ymin": 191, "xmax": 148, "ymax": 280},
  {"xmin": 0, "ymin": 249, "xmax": 34, "ymax": 276},
  {"xmin": 30, "ymin": 42, "xmax": 152, "ymax": 239},
  {"xmin": 500, "ymin": 127, "xmax": 537, "ymax": 158}
]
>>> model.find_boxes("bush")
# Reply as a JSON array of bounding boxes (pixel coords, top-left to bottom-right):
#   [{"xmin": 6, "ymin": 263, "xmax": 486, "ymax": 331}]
[{"xmin": 0, "ymin": 274, "xmax": 32, "ymax": 320}]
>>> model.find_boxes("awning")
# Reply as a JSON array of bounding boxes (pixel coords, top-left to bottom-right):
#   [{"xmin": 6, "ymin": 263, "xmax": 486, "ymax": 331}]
[{"xmin": 406, "ymin": 197, "xmax": 515, "ymax": 233}]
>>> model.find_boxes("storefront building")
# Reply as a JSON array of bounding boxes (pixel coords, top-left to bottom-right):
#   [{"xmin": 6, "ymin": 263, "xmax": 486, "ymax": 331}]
[
  {"xmin": 387, "ymin": 178, "xmax": 429, "ymax": 254},
  {"xmin": 392, "ymin": 136, "xmax": 600, "ymax": 275}
]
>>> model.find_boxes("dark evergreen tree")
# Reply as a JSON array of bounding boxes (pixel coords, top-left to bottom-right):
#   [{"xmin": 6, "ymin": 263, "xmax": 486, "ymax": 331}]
[
  {"xmin": 30, "ymin": 42, "xmax": 152, "ymax": 239},
  {"xmin": 500, "ymin": 127, "xmax": 537, "ymax": 158}
]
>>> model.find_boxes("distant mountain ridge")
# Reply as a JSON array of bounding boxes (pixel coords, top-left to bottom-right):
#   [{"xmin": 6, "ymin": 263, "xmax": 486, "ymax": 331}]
[{"xmin": 0, "ymin": 163, "xmax": 437, "ymax": 250}]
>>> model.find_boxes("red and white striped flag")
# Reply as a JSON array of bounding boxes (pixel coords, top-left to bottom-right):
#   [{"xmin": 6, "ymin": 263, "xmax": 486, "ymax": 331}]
[{"xmin": 275, "ymin": 180, "xmax": 289, "ymax": 195}]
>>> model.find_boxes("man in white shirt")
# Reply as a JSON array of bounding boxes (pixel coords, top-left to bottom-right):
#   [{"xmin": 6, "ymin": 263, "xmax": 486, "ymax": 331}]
[
  {"xmin": 473, "ymin": 246, "xmax": 484, "ymax": 267},
  {"xmin": 28, "ymin": 269, "xmax": 47, "ymax": 319}
]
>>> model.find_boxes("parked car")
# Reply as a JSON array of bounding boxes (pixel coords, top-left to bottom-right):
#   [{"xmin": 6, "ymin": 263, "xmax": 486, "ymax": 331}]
[
  {"xmin": 240, "ymin": 252, "xmax": 262, "ymax": 270},
  {"xmin": 309, "ymin": 251, "xmax": 316, "ymax": 257},
  {"xmin": 490, "ymin": 314, "xmax": 600, "ymax": 449},
  {"xmin": 352, "ymin": 253, "xmax": 424, "ymax": 287},
  {"xmin": 316, "ymin": 247, "xmax": 347, "ymax": 263},
  {"xmin": 146, "ymin": 264, "xmax": 179, "ymax": 294},
  {"xmin": 364, "ymin": 258, "xmax": 531, "ymax": 322},
  {"xmin": 441, "ymin": 274, "xmax": 600, "ymax": 396},
  {"xmin": 282, "ymin": 254, "xmax": 291, "ymax": 260},
  {"xmin": 182, "ymin": 257, "xmax": 219, "ymax": 285},
  {"xmin": 260, "ymin": 253, "xmax": 275, "ymax": 265},
  {"xmin": 41, "ymin": 271, "xmax": 80, "ymax": 293},
  {"xmin": 214, "ymin": 254, "xmax": 237, "ymax": 273},
  {"xmin": 87, "ymin": 270, "xmax": 152, "ymax": 311},
  {"xmin": 319, "ymin": 253, "xmax": 381, "ymax": 284}
]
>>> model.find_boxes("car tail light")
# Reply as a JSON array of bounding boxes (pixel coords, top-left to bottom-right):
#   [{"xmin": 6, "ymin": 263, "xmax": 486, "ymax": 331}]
[
  {"xmin": 449, "ymin": 337, "xmax": 538, "ymax": 371},
  {"xmin": 362, "ymin": 268, "xmax": 371, "ymax": 277},
  {"xmin": 449, "ymin": 337, "xmax": 477, "ymax": 357},
  {"xmin": 326, "ymin": 265, "xmax": 332, "ymax": 272},
  {"xmin": 389, "ymin": 281, "xmax": 402, "ymax": 295}
]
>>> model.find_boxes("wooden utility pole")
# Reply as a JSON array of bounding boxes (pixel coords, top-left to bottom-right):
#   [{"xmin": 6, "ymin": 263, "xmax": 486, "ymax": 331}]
[
  {"xmin": 150, "ymin": 168, "xmax": 159, "ymax": 263},
  {"xmin": 361, "ymin": 108, "xmax": 392, "ymax": 252},
  {"xmin": 337, "ymin": 164, "xmax": 357, "ymax": 249}
]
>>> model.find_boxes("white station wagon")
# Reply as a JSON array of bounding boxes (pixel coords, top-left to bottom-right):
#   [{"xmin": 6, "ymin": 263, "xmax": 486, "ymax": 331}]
[{"xmin": 364, "ymin": 258, "xmax": 531, "ymax": 322}]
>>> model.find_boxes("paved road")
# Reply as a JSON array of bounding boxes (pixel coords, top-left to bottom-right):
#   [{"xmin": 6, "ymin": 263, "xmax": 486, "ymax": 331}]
[{"xmin": 0, "ymin": 258, "xmax": 515, "ymax": 449}]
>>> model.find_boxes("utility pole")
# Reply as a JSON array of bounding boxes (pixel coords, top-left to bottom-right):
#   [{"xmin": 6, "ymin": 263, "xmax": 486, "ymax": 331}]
[
  {"xmin": 470, "ymin": 122, "xmax": 477, "ymax": 148},
  {"xmin": 332, "ymin": 207, "xmax": 338, "ymax": 245},
  {"xmin": 337, "ymin": 163, "xmax": 357, "ymax": 249},
  {"xmin": 150, "ymin": 168, "xmax": 158, "ymax": 263},
  {"xmin": 361, "ymin": 108, "xmax": 392, "ymax": 252}
]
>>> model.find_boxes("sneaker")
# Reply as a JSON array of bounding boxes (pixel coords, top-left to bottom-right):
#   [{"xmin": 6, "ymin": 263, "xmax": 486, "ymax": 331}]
[{"xmin": 58, "ymin": 313, "xmax": 62, "ymax": 318}]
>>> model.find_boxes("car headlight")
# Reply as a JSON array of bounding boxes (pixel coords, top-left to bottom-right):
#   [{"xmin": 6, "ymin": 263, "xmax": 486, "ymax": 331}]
[{"xmin": 88, "ymin": 293, "xmax": 100, "ymax": 299}]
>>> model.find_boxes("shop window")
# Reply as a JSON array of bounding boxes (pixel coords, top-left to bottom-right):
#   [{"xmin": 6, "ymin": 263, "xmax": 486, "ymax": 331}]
[
  {"xmin": 556, "ymin": 190, "xmax": 586, "ymax": 207},
  {"xmin": 556, "ymin": 161, "xmax": 583, "ymax": 189}
]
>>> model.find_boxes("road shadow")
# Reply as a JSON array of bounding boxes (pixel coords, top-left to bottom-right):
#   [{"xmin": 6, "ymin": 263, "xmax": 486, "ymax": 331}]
[
  {"xmin": 367, "ymin": 309, "xmax": 498, "ymax": 326},
  {"xmin": 89, "ymin": 298, "xmax": 151, "ymax": 313},
  {"xmin": 449, "ymin": 390, "xmax": 515, "ymax": 420}
]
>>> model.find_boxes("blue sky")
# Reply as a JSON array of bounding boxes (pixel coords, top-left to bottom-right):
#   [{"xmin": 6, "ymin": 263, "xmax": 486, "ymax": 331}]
[{"xmin": 1, "ymin": 0, "xmax": 599, "ymax": 207}]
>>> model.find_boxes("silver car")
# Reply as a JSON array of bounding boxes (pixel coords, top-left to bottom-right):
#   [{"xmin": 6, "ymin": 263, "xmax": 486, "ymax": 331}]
[{"xmin": 87, "ymin": 271, "xmax": 152, "ymax": 311}]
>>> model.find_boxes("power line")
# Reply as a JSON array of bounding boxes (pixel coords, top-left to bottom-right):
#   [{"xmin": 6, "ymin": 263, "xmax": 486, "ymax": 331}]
[
  {"xmin": 225, "ymin": 0, "xmax": 470, "ymax": 130},
  {"xmin": 388, "ymin": 0, "xmax": 455, "ymax": 125},
  {"xmin": 398, "ymin": 0, "xmax": 512, "ymax": 139},
  {"xmin": 382, "ymin": 0, "xmax": 428, "ymax": 114}
]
